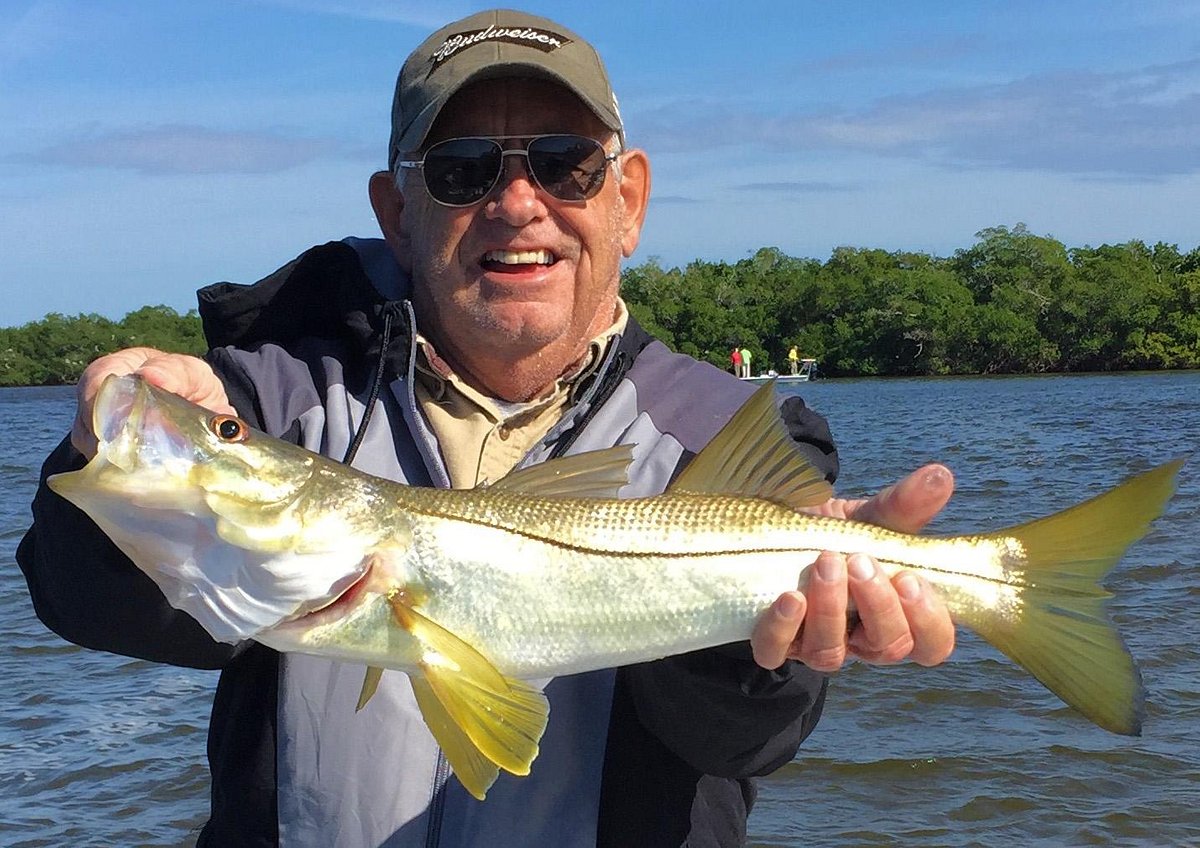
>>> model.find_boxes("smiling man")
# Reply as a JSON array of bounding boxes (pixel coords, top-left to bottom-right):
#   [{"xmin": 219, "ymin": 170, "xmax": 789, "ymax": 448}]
[
  {"xmin": 373, "ymin": 76, "xmax": 645, "ymax": 404},
  {"xmin": 19, "ymin": 9, "xmax": 955, "ymax": 847}
]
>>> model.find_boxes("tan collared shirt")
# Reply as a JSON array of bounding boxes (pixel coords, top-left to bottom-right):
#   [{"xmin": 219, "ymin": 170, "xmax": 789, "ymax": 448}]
[{"xmin": 413, "ymin": 301, "xmax": 629, "ymax": 489}]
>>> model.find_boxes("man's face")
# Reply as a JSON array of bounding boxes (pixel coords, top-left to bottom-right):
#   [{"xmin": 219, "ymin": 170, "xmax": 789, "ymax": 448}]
[{"xmin": 376, "ymin": 77, "xmax": 649, "ymax": 399}]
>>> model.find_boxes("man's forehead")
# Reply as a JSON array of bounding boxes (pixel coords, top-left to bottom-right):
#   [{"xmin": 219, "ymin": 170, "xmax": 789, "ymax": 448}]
[{"xmin": 427, "ymin": 77, "xmax": 608, "ymax": 141}]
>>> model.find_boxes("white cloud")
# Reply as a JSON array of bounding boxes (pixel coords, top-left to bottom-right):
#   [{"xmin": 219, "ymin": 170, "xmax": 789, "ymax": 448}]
[
  {"xmin": 733, "ymin": 180, "xmax": 859, "ymax": 195},
  {"xmin": 17, "ymin": 125, "xmax": 349, "ymax": 174},
  {"xmin": 806, "ymin": 60, "xmax": 1200, "ymax": 175},
  {"xmin": 796, "ymin": 35, "xmax": 985, "ymax": 75},
  {"xmin": 635, "ymin": 58, "xmax": 1200, "ymax": 177}
]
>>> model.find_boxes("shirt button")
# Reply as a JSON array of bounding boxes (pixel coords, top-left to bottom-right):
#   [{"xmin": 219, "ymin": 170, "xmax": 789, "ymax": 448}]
[{"xmin": 498, "ymin": 425, "xmax": 511, "ymax": 441}]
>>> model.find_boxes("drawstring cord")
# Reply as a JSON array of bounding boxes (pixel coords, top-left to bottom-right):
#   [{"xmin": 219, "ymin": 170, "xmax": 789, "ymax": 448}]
[{"xmin": 342, "ymin": 301, "xmax": 403, "ymax": 465}]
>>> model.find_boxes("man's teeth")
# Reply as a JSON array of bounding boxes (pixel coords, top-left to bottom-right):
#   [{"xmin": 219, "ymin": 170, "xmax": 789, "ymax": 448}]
[{"xmin": 483, "ymin": 249, "xmax": 554, "ymax": 265}]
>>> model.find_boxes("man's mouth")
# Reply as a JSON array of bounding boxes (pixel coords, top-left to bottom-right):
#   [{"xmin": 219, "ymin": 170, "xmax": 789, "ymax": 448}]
[{"xmin": 481, "ymin": 249, "xmax": 556, "ymax": 272}]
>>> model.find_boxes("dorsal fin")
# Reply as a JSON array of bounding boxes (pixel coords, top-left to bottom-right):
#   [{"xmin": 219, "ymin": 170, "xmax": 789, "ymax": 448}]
[
  {"xmin": 669, "ymin": 379, "xmax": 832, "ymax": 510},
  {"xmin": 487, "ymin": 445, "xmax": 634, "ymax": 498}
]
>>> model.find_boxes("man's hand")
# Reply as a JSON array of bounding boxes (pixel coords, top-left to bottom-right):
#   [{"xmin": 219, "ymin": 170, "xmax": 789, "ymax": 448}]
[
  {"xmin": 750, "ymin": 464, "xmax": 957, "ymax": 672},
  {"xmin": 71, "ymin": 347, "xmax": 235, "ymax": 458}
]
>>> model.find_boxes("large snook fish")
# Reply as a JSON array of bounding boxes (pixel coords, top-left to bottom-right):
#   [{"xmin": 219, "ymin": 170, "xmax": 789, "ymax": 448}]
[{"xmin": 49, "ymin": 374, "xmax": 1179, "ymax": 799}]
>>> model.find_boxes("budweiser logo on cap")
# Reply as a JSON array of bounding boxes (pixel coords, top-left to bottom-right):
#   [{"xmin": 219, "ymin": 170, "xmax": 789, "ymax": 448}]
[{"xmin": 430, "ymin": 24, "xmax": 572, "ymax": 69}]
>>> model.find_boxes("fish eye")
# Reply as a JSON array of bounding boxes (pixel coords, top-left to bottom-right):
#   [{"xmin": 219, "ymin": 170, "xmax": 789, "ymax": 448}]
[{"xmin": 210, "ymin": 415, "xmax": 249, "ymax": 443}]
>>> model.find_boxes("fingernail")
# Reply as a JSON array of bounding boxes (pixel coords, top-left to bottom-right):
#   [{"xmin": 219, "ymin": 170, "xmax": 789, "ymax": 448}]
[
  {"xmin": 847, "ymin": 554, "xmax": 874, "ymax": 582},
  {"xmin": 896, "ymin": 572, "xmax": 921, "ymax": 601},
  {"xmin": 924, "ymin": 465, "xmax": 951, "ymax": 488},
  {"xmin": 777, "ymin": 593, "xmax": 803, "ymax": 618},
  {"xmin": 816, "ymin": 554, "xmax": 845, "ymax": 582}
]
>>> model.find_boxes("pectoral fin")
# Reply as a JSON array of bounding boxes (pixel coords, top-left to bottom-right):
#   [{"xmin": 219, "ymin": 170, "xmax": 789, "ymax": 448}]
[
  {"xmin": 409, "ymin": 675, "xmax": 500, "ymax": 800},
  {"xmin": 390, "ymin": 593, "xmax": 549, "ymax": 800}
]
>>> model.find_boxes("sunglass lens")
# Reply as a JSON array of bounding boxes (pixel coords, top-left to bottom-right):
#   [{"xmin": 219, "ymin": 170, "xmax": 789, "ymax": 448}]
[
  {"xmin": 528, "ymin": 136, "xmax": 609, "ymax": 201},
  {"xmin": 422, "ymin": 138, "xmax": 502, "ymax": 206}
]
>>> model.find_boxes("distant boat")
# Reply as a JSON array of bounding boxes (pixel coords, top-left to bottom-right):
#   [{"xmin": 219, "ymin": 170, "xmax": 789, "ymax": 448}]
[{"xmin": 742, "ymin": 358, "xmax": 817, "ymax": 385}]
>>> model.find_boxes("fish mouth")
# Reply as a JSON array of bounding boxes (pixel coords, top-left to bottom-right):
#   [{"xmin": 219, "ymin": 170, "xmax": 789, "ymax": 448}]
[
  {"xmin": 93, "ymin": 375, "xmax": 195, "ymax": 472},
  {"xmin": 50, "ymin": 375, "xmax": 196, "ymax": 501},
  {"xmin": 93, "ymin": 374, "xmax": 143, "ymax": 446}
]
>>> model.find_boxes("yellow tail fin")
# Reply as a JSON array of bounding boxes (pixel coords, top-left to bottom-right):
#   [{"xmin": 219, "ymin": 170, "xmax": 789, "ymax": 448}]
[{"xmin": 966, "ymin": 459, "xmax": 1183, "ymax": 735}]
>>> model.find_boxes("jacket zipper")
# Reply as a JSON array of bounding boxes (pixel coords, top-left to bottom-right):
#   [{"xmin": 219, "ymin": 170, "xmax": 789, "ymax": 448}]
[
  {"xmin": 425, "ymin": 754, "xmax": 451, "ymax": 848},
  {"xmin": 409, "ymin": 314, "xmax": 639, "ymax": 846}
]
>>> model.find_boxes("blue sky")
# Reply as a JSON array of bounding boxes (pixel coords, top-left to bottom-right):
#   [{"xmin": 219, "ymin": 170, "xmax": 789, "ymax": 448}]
[{"xmin": 3, "ymin": 0, "xmax": 1199, "ymax": 327}]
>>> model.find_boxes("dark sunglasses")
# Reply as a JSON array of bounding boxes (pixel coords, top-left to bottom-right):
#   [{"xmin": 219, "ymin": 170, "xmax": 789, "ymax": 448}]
[{"xmin": 397, "ymin": 134, "xmax": 620, "ymax": 207}]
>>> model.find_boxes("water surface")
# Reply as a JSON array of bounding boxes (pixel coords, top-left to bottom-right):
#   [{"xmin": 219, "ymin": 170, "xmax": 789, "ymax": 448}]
[
  {"xmin": 1, "ymin": 374, "xmax": 1197, "ymax": 846},
  {"xmin": 751, "ymin": 372, "xmax": 1200, "ymax": 847}
]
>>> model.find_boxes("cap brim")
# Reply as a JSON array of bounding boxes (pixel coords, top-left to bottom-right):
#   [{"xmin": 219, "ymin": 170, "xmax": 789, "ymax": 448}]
[{"xmin": 390, "ymin": 62, "xmax": 623, "ymax": 167}]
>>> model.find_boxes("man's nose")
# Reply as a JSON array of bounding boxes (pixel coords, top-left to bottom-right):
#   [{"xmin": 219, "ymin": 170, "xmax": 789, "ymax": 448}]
[{"xmin": 485, "ymin": 153, "xmax": 546, "ymax": 223}]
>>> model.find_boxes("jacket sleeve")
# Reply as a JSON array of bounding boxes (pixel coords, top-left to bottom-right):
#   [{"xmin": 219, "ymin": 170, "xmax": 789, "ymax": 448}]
[
  {"xmin": 621, "ymin": 393, "xmax": 837, "ymax": 777},
  {"xmin": 623, "ymin": 644, "xmax": 827, "ymax": 777},
  {"xmin": 15, "ymin": 351, "xmax": 263, "ymax": 670}
]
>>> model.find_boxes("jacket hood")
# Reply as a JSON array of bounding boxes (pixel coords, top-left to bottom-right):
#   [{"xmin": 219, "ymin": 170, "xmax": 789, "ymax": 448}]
[{"xmin": 197, "ymin": 240, "xmax": 412, "ymax": 383}]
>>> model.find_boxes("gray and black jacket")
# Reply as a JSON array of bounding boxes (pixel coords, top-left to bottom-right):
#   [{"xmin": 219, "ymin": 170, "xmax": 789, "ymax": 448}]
[{"xmin": 19, "ymin": 238, "xmax": 839, "ymax": 848}]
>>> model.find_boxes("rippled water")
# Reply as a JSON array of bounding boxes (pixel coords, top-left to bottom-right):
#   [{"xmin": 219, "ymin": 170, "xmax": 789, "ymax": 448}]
[
  {"xmin": 2, "ymin": 374, "xmax": 1198, "ymax": 847},
  {"xmin": 751, "ymin": 372, "xmax": 1200, "ymax": 847},
  {"xmin": 0, "ymin": 387, "xmax": 213, "ymax": 847}
]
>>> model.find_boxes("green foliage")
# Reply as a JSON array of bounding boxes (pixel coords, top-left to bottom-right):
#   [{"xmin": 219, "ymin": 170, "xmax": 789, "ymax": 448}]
[
  {"xmin": 0, "ymin": 306, "xmax": 204, "ymax": 387},
  {"xmin": 6, "ymin": 225, "xmax": 1199, "ymax": 386},
  {"xmin": 622, "ymin": 224, "xmax": 1200, "ymax": 377}
]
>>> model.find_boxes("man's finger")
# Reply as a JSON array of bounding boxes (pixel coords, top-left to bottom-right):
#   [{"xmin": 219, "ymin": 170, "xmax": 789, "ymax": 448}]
[
  {"xmin": 847, "ymin": 464, "xmax": 954, "ymax": 533},
  {"xmin": 845, "ymin": 555, "xmax": 912, "ymax": 664},
  {"xmin": 795, "ymin": 552, "xmax": 849, "ymax": 672},
  {"xmin": 751, "ymin": 591, "xmax": 807, "ymax": 670},
  {"xmin": 136, "ymin": 357, "xmax": 234, "ymax": 413},
  {"xmin": 889, "ymin": 572, "xmax": 956, "ymax": 667}
]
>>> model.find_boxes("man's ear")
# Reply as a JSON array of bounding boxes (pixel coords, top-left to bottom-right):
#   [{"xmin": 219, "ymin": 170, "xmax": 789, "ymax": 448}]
[
  {"xmin": 369, "ymin": 170, "xmax": 411, "ymax": 267},
  {"xmin": 616, "ymin": 150, "xmax": 651, "ymax": 258}
]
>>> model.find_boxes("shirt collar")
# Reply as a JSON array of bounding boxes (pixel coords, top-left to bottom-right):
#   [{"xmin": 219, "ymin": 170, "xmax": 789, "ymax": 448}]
[{"xmin": 413, "ymin": 298, "xmax": 629, "ymax": 416}]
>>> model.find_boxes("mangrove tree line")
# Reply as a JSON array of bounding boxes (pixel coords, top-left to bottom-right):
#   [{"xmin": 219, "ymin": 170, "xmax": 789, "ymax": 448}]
[
  {"xmin": 3, "ymin": 225, "xmax": 1198, "ymax": 387},
  {"xmin": 624, "ymin": 225, "xmax": 1200, "ymax": 376},
  {"xmin": 1, "ymin": 305, "xmax": 206, "ymax": 387}
]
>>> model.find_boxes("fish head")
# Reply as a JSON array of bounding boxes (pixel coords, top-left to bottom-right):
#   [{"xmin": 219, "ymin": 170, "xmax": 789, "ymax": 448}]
[
  {"xmin": 48, "ymin": 374, "xmax": 387, "ymax": 643},
  {"xmin": 51, "ymin": 373, "xmax": 321, "ymax": 540}
]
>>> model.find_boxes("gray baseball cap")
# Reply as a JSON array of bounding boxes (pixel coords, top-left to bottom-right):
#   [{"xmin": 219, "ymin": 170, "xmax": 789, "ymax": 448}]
[{"xmin": 388, "ymin": 9, "xmax": 624, "ymax": 169}]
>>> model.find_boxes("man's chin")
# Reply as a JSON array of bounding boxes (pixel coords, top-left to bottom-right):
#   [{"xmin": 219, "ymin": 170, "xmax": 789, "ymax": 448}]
[{"xmin": 471, "ymin": 303, "xmax": 568, "ymax": 349}]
